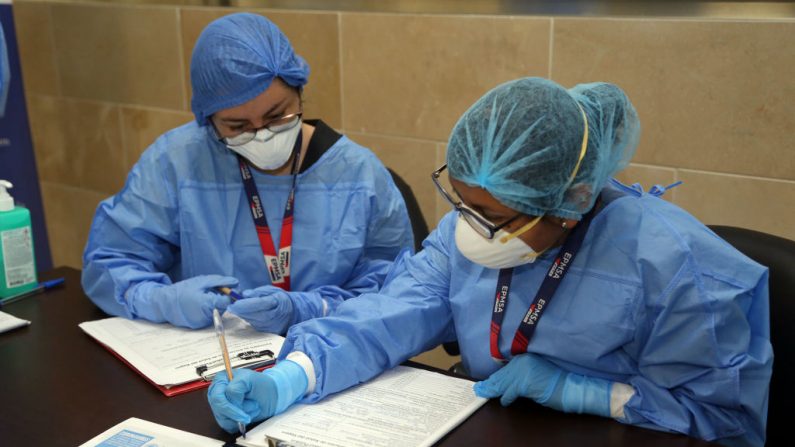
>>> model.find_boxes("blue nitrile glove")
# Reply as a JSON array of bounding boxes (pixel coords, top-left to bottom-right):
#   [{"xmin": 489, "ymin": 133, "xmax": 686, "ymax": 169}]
[
  {"xmin": 474, "ymin": 353, "xmax": 612, "ymax": 418},
  {"xmin": 227, "ymin": 285, "xmax": 295, "ymax": 334},
  {"xmin": 208, "ymin": 360, "xmax": 308, "ymax": 433},
  {"xmin": 128, "ymin": 275, "xmax": 238, "ymax": 329}
]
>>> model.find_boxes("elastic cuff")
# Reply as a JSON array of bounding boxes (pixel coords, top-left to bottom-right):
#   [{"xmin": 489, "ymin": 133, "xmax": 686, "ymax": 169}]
[
  {"xmin": 270, "ymin": 359, "xmax": 309, "ymax": 414},
  {"xmin": 289, "ymin": 292, "xmax": 324, "ymax": 325},
  {"xmin": 609, "ymin": 382, "xmax": 635, "ymax": 419},
  {"xmin": 286, "ymin": 351, "xmax": 316, "ymax": 395},
  {"xmin": 561, "ymin": 374, "xmax": 612, "ymax": 417},
  {"xmin": 126, "ymin": 281, "xmax": 164, "ymax": 321}
]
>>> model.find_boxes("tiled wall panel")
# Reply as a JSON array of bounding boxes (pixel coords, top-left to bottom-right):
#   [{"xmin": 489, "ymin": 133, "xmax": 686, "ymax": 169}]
[
  {"xmin": 341, "ymin": 14, "xmax": 552, "ymax": 141},
  {"xmin": 12, "ymin": 2, "xmax": 59, "ymax": 96},
  {"xmin": 40, "ymin": 182, "xmax": 108, "ymax": 269},
  {"xmin": 675, "ymin": 170, "xmax": 795, "ymax": 240},
  {"xmin": 13, "ymin": 1, "xmax": 794, "ymax": 365},
  {"xmin": 50, "ymin": 4, "xmax": 185, "ymax": 109},
  {"xmin": 553, "ymin": 18, "xmax": 795, "ymax": 181},
  {"xmin": 27, "ymin": 95, "xmax": 126, "ymax": 195},
  {"xmin": 120, "ymin": 107, "xmax": 193, "ymax": 171}
]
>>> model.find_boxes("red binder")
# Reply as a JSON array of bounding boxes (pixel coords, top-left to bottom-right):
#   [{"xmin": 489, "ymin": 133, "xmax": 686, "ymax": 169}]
[{"xmin": 95, "ymin": 336, "xmax": 276, "ymax": 397}]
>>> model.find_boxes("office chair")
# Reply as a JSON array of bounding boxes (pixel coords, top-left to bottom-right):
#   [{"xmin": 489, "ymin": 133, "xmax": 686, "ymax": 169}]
[
  {"xmin": 708, "ymin": 225, "xmax": 795, "ymax": 445},
  {"xmin": 387, "ymin": 168, "xmax": 429, "ymax": 252}
]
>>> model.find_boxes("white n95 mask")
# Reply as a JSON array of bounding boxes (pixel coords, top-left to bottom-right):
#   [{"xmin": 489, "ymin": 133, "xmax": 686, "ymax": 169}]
[
  {"xmin": 227, "ymin": 120, "xmax": 302, "ymax": 171},
  {"xmin": 454, "ymin": 215, "xmax": 543, "ymax": 269}
]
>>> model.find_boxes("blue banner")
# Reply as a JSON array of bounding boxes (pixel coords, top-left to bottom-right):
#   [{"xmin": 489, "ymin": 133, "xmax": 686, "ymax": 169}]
[{"xmin": 0, "ymin": 2, "xmax": 52, "ymax": 272}]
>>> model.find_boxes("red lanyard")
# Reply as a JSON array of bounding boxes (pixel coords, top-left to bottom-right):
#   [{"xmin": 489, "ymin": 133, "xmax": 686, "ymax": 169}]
[
  {"xmin": 237, "ymin": 132, "xmax": 302, "ymax": 291},
  {"xmin": 490, "ymin": 202, "xmax": 598, "ymax": 362}
]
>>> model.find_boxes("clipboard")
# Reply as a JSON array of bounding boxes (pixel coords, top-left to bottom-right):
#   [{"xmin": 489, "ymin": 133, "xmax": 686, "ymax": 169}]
[
  {"xmin": 79, "ymin": 316, "xmax": 284, "ymax": 397},
  {"xmin": 98, "ymin": 342, "xmax": 277, "ymax": 396}
]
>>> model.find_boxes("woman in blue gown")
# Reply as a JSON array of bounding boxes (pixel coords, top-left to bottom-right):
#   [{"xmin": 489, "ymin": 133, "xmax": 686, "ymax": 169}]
[
  {"xmin": 208, "ymin": 77, "xmax": 771, "ymax": 446},
  {"xmin": 81, "ymin": 13, "xmax": 413, "ymax": 332}
]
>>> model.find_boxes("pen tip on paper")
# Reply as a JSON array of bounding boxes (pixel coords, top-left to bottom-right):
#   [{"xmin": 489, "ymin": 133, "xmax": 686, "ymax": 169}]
[{"xmin": 239, "ymin": 422, "xmax": 247, "ymax": 438}]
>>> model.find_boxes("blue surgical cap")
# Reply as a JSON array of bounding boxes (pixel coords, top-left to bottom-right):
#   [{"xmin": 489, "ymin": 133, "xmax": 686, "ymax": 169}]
[
  {"xmin": 447, "ymin": 77, "xmax": 640, "ymax": 220},
  {"xmin": 190, "ymin": 13, "xmax": 310, "ymax": 125}
]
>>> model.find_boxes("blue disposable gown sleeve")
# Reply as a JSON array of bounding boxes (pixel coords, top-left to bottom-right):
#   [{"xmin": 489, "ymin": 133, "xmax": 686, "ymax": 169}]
[
  {"xmin": 288, "ymin": 164, "xmax": 415, "ymax": 323},
  {"xmin": 622, "ymin": 258, "xmax": 772, "ymax": 446},
  {"xmin": 280, "ymin": 213, "xmax": 459, "ymax": 401},
  {"xmin": 81, "ymin": 143, "xmax": 180, "ymax": 318}
]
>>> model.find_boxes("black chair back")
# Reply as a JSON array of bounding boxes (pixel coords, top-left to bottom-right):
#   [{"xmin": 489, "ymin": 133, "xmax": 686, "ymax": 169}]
[
  {"xmin": 387, "ymin": 168, "xmax": 429, "ymax": 252},
  {"xmin": 709, "ymin": 225, "xmax": 795, "ymax": 445}
]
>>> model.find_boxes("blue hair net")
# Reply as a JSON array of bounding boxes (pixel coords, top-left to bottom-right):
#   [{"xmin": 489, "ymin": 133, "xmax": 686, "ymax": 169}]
[
  {"xmin": 190, "ymin": 13, "xmax": 310, "ymax": 125},
  {"xmin": 447, "ymin": 77, "xmax": 640, "ymax": 220}
]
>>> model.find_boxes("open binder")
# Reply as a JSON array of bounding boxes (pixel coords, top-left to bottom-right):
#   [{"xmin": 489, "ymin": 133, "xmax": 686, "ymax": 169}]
[{"xmin": 79, "ymin": 316, "xmax": 284, "ymax": 397}]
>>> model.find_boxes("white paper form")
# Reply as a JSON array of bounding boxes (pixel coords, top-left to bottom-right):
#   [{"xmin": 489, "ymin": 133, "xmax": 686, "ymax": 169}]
[
  {"xmin": 0, "ymin": 310, "xmax": 30, "ymax": 334},
  {"xmin": 79, "ymin": 315, "xmax": 284, "ymax": 387},
  {"xmin": 79, "ymin": 417, "xmax": 222, "ymax": 447},
  {"xmin": 239, "ymin": 365, "xmax": 487, "ymax": 447}
]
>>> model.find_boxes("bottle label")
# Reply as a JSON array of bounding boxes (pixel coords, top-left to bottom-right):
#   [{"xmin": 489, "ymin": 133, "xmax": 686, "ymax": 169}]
[{"xmin": 1, "ymin": 227, "xmax": 36, "ymax": 289}]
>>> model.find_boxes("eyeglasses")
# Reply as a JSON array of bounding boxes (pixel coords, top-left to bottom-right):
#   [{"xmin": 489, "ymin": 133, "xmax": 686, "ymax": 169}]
[
  {"xmin": 431, "ymin": 164, "xmax": 525, "ymax": 239},
  {"xmin": 216, "ymin": 111, "xmax": 303, "ymax": 147}
]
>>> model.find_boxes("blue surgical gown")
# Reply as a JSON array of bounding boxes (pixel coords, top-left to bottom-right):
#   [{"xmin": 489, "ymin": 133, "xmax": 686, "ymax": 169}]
[
  {"xmin": 281, "ymin": 179, "xmax": 772, "ymax": 446},
  {"xmin": 82, "ymin": 121, "xmax": 414, "ymax": 320}
]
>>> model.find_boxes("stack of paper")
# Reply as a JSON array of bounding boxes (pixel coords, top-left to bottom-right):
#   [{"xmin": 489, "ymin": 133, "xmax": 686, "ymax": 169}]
[
  {"xmin": 239, "ymin": 365, "xmax": 487, "ymax": 447},
  {"xmin": 0, "ymin": 310, "xmax": 30, "ymax": 334},
  {"xmin": 79, "ymin": 418, "xmax": 222, "ymax": 447},
  {"xmin": 79, "ymin": 315, "xmax": 284, "ymax": 395},
  {"xmin": 80, "ymin": 366, "xmax": 485, "ymax": 447}
]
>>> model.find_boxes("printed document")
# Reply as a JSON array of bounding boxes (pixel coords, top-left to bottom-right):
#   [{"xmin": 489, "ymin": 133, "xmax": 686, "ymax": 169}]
[
  {"xmin": 239, "ymin": 365, "xmax": 487, "ymax": 447},
  {"xmin": 79, "ymin": 315, "xmax": 283, "ymax": 387},
  {"xmin": 79, "ymin": 417, "xmax": 222, "ymax": 447},
  {"xmin": 0, "ymin": 310, "xmax": 30, "ymax": 334}
]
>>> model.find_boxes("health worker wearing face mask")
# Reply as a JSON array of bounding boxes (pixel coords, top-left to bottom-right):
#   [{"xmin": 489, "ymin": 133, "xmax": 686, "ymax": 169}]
[
  {"xmin": 81, "ymin": 13, "xmax": 414, "ymax": 332},
  {"xmin": 208, "ymin": 78, "xmax": 772, "ymax": 447}
]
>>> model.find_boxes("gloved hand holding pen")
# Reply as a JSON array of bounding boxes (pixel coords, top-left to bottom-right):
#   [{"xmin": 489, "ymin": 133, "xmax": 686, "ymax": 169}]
[
  {"xmin": 227, "ymin": 285, "xmax": 335, "ymax": 335},
  {"xmin": 227, "ymin": 285, "xmax": 296, "ymax": 334},
  {"xmin": 127, "ymin": 275, "xmax": 239, "ymax": 329},
  {"xmin": 208, "ymin": 360, "xmax": 308, "ymax": 433}
]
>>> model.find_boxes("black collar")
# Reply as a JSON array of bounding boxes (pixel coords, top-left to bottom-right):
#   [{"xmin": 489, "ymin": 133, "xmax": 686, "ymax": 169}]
[{"xmin": 300, "ymin": 119, "xmax": 342, "ymax": 174}]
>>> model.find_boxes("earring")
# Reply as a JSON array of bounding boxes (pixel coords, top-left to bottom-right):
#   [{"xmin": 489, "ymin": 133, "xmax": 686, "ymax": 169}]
[{"xmin": 561, "ymin": 221, "xmax": 568, "ymax": 230}]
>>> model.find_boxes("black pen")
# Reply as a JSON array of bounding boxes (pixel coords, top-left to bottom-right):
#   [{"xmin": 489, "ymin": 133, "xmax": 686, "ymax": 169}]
[{"xmin": 0, "ymin": 278, "xmax": 65, "ymax": 307}]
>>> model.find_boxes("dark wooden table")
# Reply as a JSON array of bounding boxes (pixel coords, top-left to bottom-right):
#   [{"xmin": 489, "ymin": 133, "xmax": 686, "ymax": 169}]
[{"xmin": 0, "ymin": 267, "xmax": 715, "ymax": 446}]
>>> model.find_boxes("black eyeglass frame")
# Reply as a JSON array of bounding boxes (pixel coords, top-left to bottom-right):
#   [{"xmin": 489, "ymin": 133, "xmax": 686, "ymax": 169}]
[
  {"xmin": 431, "ymin": 163, "xmax": 525, "ymax": 239},
  {"xmin": 213, "ymin": 110, "xmax": 304, "ymax": 147}
]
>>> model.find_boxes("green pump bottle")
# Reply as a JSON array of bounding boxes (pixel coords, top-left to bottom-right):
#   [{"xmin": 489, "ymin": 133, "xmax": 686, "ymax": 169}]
[{"xmin": 0, "ymin": 180, "xmax": 37, "ymax": 299}]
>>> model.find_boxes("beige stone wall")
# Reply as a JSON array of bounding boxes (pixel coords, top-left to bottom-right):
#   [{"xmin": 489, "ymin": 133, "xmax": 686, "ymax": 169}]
[{"xmin": 13, "ymin": 1, "xmax": 795, "ymax": 368}]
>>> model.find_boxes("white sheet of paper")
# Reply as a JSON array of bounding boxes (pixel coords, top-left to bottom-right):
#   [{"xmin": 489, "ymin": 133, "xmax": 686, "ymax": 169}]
[
  {"xmin": 0, "ymin": 310, "xmax": 30, "ymax": 334},
  {"xmin": 79, "ymin": 315, "xmax": 284, "ymax": 387},
  {"xmin": 239, "ymin": 365, "xmax": 487, "ymax": 447},
  {"xmin": 79, "ymin": 417, "xmax": 222, "ymax": 447}
]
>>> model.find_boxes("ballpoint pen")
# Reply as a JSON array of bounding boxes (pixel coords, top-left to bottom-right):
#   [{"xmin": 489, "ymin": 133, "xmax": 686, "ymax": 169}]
[
  {"xmin": 213, "ymin": 308, "xmax": 247, "ymax": 439},
  {"xmin": 0, "ymin": 277, "xmax": 65, "ymax": 308},
  {"xmin": 216, "ymin": 286, "xmax": 244, "ymax": 303}
]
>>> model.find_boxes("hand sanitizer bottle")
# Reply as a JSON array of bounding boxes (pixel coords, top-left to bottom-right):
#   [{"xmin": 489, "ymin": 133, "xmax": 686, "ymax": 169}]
[{"xmin": 0, "ymin": 180, "xmax": 37, "ymax": 299}]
